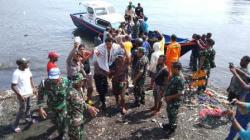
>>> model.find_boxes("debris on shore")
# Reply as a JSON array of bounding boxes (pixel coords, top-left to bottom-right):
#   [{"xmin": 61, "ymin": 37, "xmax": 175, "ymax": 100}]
[{"xmin": 0, "ymin": 74, "xmax": 231, "ymax": 140}]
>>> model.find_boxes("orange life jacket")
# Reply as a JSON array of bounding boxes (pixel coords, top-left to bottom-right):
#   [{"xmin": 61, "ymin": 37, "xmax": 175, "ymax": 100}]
[
  {"xmin": 166, "ymin": 41, "xmax": 181, "ymax": 63},
  {"xmin": 166, "ymin": 41, "xmax": 181, "ymax": 76}
]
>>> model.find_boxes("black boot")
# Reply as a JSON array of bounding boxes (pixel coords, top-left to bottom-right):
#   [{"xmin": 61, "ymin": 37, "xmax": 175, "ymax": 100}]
[
  {"xmin": 166, "ymin": 127, "xmax": 176, "ymax": 137},
  {"xmin": 140, "ymin": 98, "xmax": 145, "ymax": 105},
  {"xmin": 162, "ymin": 123, "xmax": 170, "ymax": 131},
  {"xmin": 101, "ymin": 102, "xmax": 106, "ymax": 110},
  {"xmin": 133, "ymin": 100, "xmax": 140, "ymax": 107}
]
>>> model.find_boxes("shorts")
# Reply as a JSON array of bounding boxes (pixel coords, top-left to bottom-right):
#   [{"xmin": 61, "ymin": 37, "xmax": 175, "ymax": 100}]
[
  {"xmin": 84, "ymin": 74, "xmax": 93, "ymax": 89},
  {"xmin": 112, "ymin": 81, "xmax": 127, "ymax": 95},
  {"xmin": 131, "ymin": 68, "xmax": 135, "ymax": 79},
  {"xmin": 148, "ymin": 71, "xmax": 155, "ymax": 78},
  {"xmin": 153, "ymin": 85, "xmax": 164, "ymax": 101}
]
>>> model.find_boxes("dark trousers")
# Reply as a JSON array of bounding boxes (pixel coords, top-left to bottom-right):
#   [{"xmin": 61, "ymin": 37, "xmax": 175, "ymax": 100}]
[
  {"xmin": 94, "ymin": 74, "xmax": 108, "ymax": 104},
  {"xmin": 189, "ymin": 45, "xmax": 199, "ymax": 71},
  {"xmin": 14, "ymin": 97, "xmax": 31, "ymax": 127}
]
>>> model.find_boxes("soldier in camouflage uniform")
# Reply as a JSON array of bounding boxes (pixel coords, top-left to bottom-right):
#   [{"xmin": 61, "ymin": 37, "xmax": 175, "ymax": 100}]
[
  {"xmin": 198, "ymin": 38, "xmax": 216, "ymax": 91},
  {"xmin": 67, "ymin": 73, "xmax": 99, "ymax": 140},
  {"xmin": 37, "ymin": 67, "xmax": 69, "ymax": 139},
  {"xmin": 163, "ymin": 62, "xmax": 185, "ymax": 135},
  {"xmin": 132, "ymin": 47, "xmax": 149, "ymax": 107}
]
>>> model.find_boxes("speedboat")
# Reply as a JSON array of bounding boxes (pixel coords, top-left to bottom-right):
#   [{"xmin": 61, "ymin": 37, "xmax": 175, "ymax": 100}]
[
  {"xmin": 70, "ymin": 0, "xmax": 125, "ymax": 35},
  {"xmin": 70, "ymin": 1, "xmax": 195, "ymax": 56}
]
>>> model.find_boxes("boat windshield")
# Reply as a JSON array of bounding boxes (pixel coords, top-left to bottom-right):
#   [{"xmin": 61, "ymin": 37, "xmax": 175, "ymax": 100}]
[
  {"xmin": 95, "ymin": 8, "xmax": 108, "ymax": 16},
  {"xmin": 111, "ymin": 22, "xmax": 120, "ymax": 29},
  {"xmin": 107, "ymin": 6, "xmax": 115, "ymax": 14}
]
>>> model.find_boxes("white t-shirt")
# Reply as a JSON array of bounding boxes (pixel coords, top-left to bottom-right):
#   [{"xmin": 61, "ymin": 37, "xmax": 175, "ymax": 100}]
[{"xmin": 12, "ymin": 68, "xmax": 33, "ymax": 97}]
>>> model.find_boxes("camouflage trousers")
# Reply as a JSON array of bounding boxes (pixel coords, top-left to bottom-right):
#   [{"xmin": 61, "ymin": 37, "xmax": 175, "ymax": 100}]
[
  {"xmin": 68, "ymin": 123, "xmax": 85, "ymax": 140},
  {"xmin": 50, "ymin": 109, "xmax": 67, "ymax": 135},
  {"xmin": 134, "ymin": 78, "xmax": 146, "ymax": 103},
  {"xmin": 166, "ymin": 102, "xmax": 180, "ymax": 130}
]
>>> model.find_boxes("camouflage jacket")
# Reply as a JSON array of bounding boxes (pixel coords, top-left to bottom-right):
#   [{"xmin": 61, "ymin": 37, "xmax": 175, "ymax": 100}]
[
  {"xmin": 165, "ymin": 75, "xmax": 185, "ymax": 103},
  {"xmin": 134, "ymin": 55, "xmax": 149, "ymax": 80},
  {"xmin": 37, "ymin": 77, "xmax": 70, "ymax": 111},
  {"xmin": 200, "ymin": 48, "xmax": 216, "ymax": 70},
  {"xmin": 67, "ymin": 87, "xmax": 88, "ymax": 126}
]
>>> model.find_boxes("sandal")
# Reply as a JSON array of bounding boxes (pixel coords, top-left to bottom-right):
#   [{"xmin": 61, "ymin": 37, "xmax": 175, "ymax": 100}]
[{"xmin": 12, "ymin": 126, "xmax": 21, "ymax": 133}]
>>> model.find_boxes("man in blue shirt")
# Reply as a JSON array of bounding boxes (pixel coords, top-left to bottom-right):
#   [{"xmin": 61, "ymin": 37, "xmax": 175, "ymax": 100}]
[
  {"xmin": 228, "ymin": 99, "xmax": 250, "ymax": 140},
  {"xmin": 142, "ymin": 35, "xmax": 151, "ymax": 58},
  {"xmin": 226, "ymin": 64, "xmax": 250, "ymax": 140}
]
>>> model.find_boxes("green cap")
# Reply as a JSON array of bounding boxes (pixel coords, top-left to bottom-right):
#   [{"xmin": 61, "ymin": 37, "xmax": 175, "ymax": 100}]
[
  {"xmin": 138, "ymin": 47, "xmax": 145, "ymax": 54},
  {"xmin": 72, "ymin": 73, "xmax": 84, "ymax": 84}
]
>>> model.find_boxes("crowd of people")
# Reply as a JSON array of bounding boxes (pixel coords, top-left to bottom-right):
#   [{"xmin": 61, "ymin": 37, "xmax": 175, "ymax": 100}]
[{"xmin": 9, "ymin": 1, "xmax": 250, "ymax": 140}]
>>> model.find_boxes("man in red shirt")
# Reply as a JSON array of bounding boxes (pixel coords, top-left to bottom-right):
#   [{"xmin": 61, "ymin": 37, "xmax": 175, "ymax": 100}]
[{"xmin": 47, "ymin": 52, "xmax": 59, "ymax": 73}]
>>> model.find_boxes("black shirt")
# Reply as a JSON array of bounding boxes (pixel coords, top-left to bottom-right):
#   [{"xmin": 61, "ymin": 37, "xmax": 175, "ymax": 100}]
[
  {"xmin": 135, "ymin": 6, "xmax": 143, "ymax": 16},
  {"xmin": 83, "ymin": 60, "xmax": 91, "ymax": 74},
  {"xmin": 155, "ymin": 64, "xmax": 169, "ymax": 86},
  {"xmin": 131, "ymin": 48, "xmax": 139, "ymax": 69}
]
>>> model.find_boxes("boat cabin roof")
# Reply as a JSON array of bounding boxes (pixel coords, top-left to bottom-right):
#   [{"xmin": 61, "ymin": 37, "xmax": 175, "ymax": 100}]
[{"xmin": 83, "ymin": 0, "xmax": 113, "ymax": 9}]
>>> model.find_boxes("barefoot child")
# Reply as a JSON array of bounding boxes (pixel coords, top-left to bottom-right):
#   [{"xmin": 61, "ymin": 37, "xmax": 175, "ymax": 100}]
[{"xmin": 151, "ymin": 55, "xmax": 169, "ymax": 115}]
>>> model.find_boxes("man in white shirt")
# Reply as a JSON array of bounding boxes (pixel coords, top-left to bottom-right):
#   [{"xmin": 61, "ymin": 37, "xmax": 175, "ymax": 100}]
[{"xmin": 11, "ymin": 58, "xmax": 36, "ymax": 133}]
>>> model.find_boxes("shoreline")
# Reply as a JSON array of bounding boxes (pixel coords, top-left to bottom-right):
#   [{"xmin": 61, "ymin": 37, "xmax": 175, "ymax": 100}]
[
  {"xmin": 0, "ymin": 66, "xmax": 228, "ymax": 100},
  {"xmin": 0, "ymin": 67, "xmax": 232, "ymax": 140},
  {"xmin": 0, "ymin": 75, "xmax": 231, "ymax": 140}
]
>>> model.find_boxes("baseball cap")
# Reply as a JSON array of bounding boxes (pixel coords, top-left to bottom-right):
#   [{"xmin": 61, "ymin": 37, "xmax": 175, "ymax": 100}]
[
  {"xmin": 48, "ymin": 52, "xmax": 59, "ymax": 58},
  {"xmin": 116, "ymin": 50, "xmax": 125, "ymax": 58},
  {"xmin": 71, "ymin": 73, "xmax": 84, "ymax": 84},
  {"xmin": 48, "ymin": 67, "xmax": 61, "ymax": 79},
  {"xmin": 16, "ymin": 58, "xmax": 30, "ymax": 65},
  {"xmin": 138, "ymin": 47, "xmax": 145, "ymax": 53}
]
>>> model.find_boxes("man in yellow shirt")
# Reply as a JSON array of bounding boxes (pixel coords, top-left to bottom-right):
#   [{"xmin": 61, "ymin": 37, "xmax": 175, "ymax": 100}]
[
  {"xmin": 166, "ymin": 34, "xmax": 181, "ymax": 76},
  {"xmin": 124, "ymin": 35, "xmax": 133, "ymax": 56}
]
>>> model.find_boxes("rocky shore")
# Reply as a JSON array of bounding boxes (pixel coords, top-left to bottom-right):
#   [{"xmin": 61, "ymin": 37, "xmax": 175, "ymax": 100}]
[{"xmin": 0, "ymin": 69, "xmax": 232, "ymax": 140}]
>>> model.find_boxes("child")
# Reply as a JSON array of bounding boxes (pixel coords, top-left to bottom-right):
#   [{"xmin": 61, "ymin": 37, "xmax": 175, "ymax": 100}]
[
  {"xmin": 110, "ymin": 45, "xmax": 130, "ymax": 114},
  {"xmin": 151, "ymin": 55, "xmax": 169, "ymax": 115},
  {"xmin": 163, "ymin": 62, "xmax": 185, "ymax": 135},
  {"xmin": 148, "ymin": 42, "xmax": 164, "ymax": 89}
]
